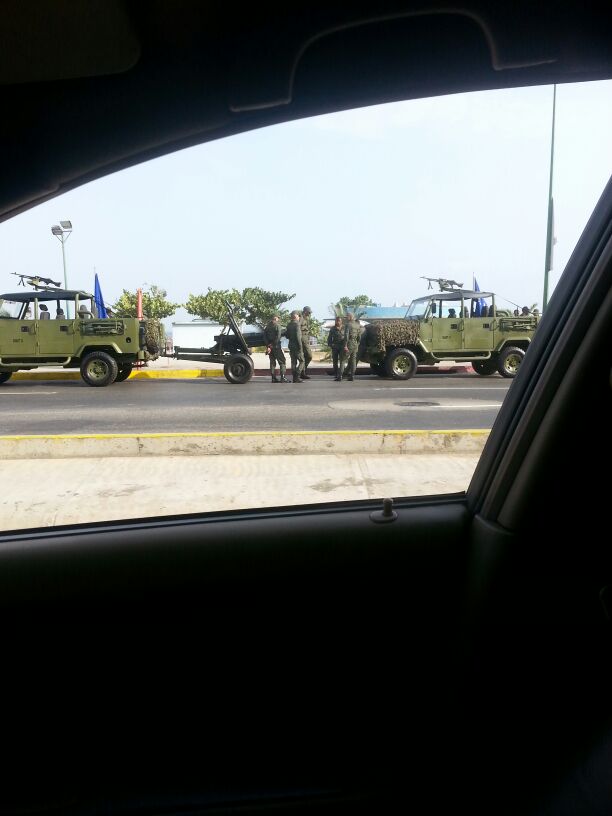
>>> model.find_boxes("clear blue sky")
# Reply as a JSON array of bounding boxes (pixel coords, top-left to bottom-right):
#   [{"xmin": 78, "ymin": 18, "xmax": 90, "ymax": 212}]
[{"xmin": 1, "ymin": 80, "xmax": 611, "ymax": 326}]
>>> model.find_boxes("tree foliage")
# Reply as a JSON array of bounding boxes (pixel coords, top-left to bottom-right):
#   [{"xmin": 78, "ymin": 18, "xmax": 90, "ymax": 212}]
[
  {"xmin": 184, "ymin": 289, "xmax": 245, "ymax": 324},
  {"xmin": 113, "ymin": 285, "xmax": 181, "ymax": 319},
  {"xmin": 331, "ymin": 294, "xmax": 378, "ymax": 317},
  {"xmin": 185, "ymin": 287, "xmax": 295, "ymax": 328}
]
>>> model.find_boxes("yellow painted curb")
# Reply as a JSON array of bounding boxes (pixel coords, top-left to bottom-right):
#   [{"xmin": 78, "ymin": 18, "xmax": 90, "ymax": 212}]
[
  {"xmin": 11, "ymin": 368, "xmax": 224, "ymax": 381},
  {"xmin": 0, "ymin": 430, "xmax": 490, "ymax": 459}
]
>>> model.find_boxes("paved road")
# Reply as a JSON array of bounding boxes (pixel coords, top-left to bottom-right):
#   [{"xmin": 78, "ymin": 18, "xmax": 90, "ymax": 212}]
[{"xmin": 0, "ymin": 373, "xmax": 511, "ymax": 435}]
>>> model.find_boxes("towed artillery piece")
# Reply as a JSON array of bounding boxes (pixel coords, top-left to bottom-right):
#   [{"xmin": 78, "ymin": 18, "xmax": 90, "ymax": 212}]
[{"xmin": 167, "ymin": 301, "xmax": 265, "ymax": 384}]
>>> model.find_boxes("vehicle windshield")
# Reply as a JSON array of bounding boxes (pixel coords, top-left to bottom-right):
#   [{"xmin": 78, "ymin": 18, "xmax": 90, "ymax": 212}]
[
  {"xmin": 0, "ymin": 298, "xmax": 26, "ymax": 319},
  {"xmin": 405, "ymin": 299, "xmax": 430, "ymax": 319},
  {"xmin": 0, "ymin": 79, "xmax": 610, "ymax": 531}
]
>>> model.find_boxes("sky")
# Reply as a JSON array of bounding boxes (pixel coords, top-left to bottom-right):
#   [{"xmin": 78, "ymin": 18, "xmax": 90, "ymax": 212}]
[{"xmin": 1, "ymin": 79, "xmax": 611, "ymax": 328}]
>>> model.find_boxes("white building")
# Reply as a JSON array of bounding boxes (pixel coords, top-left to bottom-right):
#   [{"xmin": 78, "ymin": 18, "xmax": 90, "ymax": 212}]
[{"xmin": 171, "ymin": 319, "xmax": 224, "ymax": 350}]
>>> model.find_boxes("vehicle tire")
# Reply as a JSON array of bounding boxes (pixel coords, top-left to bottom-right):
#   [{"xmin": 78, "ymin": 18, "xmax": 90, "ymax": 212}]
[
  {"xmin": 80, "ymin": 351, "xmax": 119, "ymax": 387},
  {"xmin": 385, "ymin": 348, "xmax": 418, "ymax": 380},
  {"xmin": 224, "ymin": 353, "xmax": 254, "ymax": 384},
  {"xmin": 0, "ymin": 371, "xmax": 12, "ymax": 384},
  {"xmin": 497, "ymin": 346, "xmax": 525, "ymax": 378},
  {"xmin": 472, "ymin": 358, "xmax": 498, "ymax": 376},
  {"xmin": 114, "ymin": 363, "xmax": 133, "ymax": 382},
  {"xmin": 370, "ymin": 363, "xmax": 385, "ymax": 376}
]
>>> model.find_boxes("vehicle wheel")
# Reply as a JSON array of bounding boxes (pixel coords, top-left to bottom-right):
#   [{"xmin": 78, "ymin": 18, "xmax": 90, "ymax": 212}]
[
  {"xmin": 224, "ymin": 353, "xmax": 254, "ymax": 384},
  {"xmin": 0, "ymin": 372, "xmax": 12, "ymax": 384},
  {"xmin": 497, "ymin": 346, "xmax": 525, "ymax": 378},
  {"xmin": 370, "ymin": 363, "xmax": 385, "ymax": 376},
  {"xmin": 80, "ymin": 351, "xmax": 119, "ymax": 387},
  {"xmin": 385, "ymin": 348, "xmax": 418, "ymax": 380},
  {"xmin": 114, "ymin": 363, "xmax": 133, "ymax": 382},
  {"xmin": 472, "ymin": 358, "xmax": 498, "ymax": 376}
]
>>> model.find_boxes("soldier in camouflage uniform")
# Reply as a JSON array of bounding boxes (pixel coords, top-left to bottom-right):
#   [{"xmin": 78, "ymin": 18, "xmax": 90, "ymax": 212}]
[
  {"xmin": 299, "ymin": 306, "xmax": 313, "ymax": 379},
  {"xmin": 263, "ymin": 314, "xmax": 289, "ymax": 383},
  {"xmin": 327, "ymin": 316, "xmax": 344, "ymax": 381},
  {"xmin": 285, "ymin": 311, "xmax": 305, "ymax": 383},
  {"xmin": 339, "ymin": 312, "xmax": 362, "ymax": 382}
]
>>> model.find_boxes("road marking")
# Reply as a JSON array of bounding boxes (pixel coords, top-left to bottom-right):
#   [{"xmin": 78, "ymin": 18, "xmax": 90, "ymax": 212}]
[
  {"xmin": 373, "ymin": 386, "xmax": 508, "ymax": 391},
  {"xmin": 0, "ymin": 391, "xmax": 58, "ymax": 396},
  {"xmin": 423, "ymin": 403, "xmax": 502, "ymax": 409}
]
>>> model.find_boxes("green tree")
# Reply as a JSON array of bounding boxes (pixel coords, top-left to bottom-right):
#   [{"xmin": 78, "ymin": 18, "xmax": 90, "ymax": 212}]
[
  {"xmin": 113, "ymin": 285, "xmax": 181, "ymax": 319},
  {"xmin": 185, "ymin": 287, "xmax": 295, "ymax": 328},
  {"xmin": 241, "ymin": 287, "xmax": 295, "ymax": 328},
  {"xmin": 185, "ymin": 289, "xmax": 245, "ymax": 324},
  {"xmin": 331, "ymin": 294, "xmax": 378, "ymax": 318}
]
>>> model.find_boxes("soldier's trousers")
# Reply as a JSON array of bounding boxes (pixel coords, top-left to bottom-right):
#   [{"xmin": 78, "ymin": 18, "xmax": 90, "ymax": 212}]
[
  {"xmin": 269, "ymin": 346, "xmax": 286, "ymax": 375},
  {"xmin": 302, "ymin": 341, "xmax": 312, "ymax": 371},
  {"xmin": 289, "ymin": 345, "xmax": 305, "ymax": 381},
  {"xmin": 330, "ymin": 347, "xmax": 342, "ymax": 378},
  {"xmin": 340, "ymin": 347, "xmax": 357, "ymax": 378}
]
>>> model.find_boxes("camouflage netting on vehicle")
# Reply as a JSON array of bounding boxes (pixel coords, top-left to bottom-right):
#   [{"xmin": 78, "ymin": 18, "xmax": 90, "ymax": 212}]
[
  {"xmin": 144, "ymin": 319, "xmax": 164, "ymax": 358},
  {"xmin": 361, "ymin": 319, "xmax": 421, "ymax": 355}
]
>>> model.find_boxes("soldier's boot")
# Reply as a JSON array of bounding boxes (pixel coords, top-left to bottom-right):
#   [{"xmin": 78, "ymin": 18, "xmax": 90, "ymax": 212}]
[
  {"xmin": 271, "ymin": 369, "xmax": 279, "ymax": 382},
  {"xmin": 300, "ymin": 367, "xmax": 311, "ymax": 380},
  {"xmin": 280, "ymin": 375, "xmax": 290, "ymax": 382},
  {"xmin": 347, "ymin": 375, "xmax": 354, "ymax": 381}
]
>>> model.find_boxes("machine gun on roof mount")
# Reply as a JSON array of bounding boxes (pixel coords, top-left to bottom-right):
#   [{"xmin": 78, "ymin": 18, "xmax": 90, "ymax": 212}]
[
  {"xmin": 420, "ymin": 276, "xmax": 464, "ymax": 292},
  {"xmin": 12, "ymin": 272, "xmax": 62, "ymax": 290}
]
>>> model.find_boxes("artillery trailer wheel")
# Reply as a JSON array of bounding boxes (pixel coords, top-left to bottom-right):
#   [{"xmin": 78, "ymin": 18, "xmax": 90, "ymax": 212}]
[
  {"xmin": 224, "ymin": 353, "xmax": 254, "ymax": 384},
  {"xmin": 497, "ymin": 346, "xmax": 525, "ymax": 378},
  {"xmin": 0, "ymin": 372, "xmax": 13, "ymax": 384},
  {"xmin": 80, "ymin": 351, "xmax": 119, "ymax": 387},
  {"xmin": 385, "ymin": 348, "xmax": 418, "ymax": 380},
  {"xmin": 114, "ymin": 363, "xmax": 133, "ymax": 382},
  {"xmin": 472, "ymin": 358, "xmax": 498, "ymax": 376}
]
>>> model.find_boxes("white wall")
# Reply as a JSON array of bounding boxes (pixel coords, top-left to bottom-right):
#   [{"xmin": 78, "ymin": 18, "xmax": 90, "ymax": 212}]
[{"xmin": 172, "ymin": 320, "xmax": 223, "ymax": 350}]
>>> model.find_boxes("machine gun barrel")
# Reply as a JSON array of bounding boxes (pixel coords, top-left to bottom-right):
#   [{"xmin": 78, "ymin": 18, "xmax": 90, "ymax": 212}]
[
  {"xmin": 420, "ymin": 276, "xmax": 464, "ymax": 291},
  {"xmin": 11, "ymin": 272, "xmax": 62, "ymax": 288}
]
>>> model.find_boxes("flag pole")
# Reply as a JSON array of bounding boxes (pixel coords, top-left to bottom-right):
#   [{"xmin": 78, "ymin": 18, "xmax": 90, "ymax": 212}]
[{"xmin": 543, "ymin": 84, "xmax": 556, "ymax": 313}]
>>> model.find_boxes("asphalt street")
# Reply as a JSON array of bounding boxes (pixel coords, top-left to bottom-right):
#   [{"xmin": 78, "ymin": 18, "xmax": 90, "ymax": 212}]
[{"xmin": 0, "ymin": 372, "xmax": 511, "ymax": 435}]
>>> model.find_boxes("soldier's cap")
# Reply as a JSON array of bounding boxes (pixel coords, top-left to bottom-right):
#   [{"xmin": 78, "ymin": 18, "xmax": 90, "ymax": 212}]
[{"xmin": 303, "ymin": 306, "xmax": 312, "ymax": 314}]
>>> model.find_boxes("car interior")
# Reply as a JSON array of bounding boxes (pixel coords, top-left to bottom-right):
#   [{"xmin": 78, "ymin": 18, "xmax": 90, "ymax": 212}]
[{"xmin": 1, "ymin": 2, "xmax": 611, "ymax": 814}]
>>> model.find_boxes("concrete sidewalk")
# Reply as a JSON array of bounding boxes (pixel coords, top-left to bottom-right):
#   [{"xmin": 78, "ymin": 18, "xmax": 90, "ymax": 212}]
[{"xmin": 0, "ymin": 452, "xmax": 479, "ymax": 530}]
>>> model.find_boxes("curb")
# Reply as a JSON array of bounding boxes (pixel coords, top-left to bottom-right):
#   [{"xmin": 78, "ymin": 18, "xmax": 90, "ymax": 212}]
[
  {"xmin": 9, "ymin": 364, "xmax": 473, "ymax": 381},
  {"xmin": 0, "ymin": 429, "xmax": 489, "ymax": 459}
]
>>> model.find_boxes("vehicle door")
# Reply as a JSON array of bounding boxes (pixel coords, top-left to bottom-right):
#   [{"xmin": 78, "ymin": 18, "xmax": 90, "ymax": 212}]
[
  {"xmin": 463, "ymin": 296, "xmax": 496, "ymax": 351},
  {"xmin": 36, "ymin": 308, "xmax": 76, "ymax": 356},
  {"xmin": 417, "ymin": 299, "xmax": 434, "ymax": 346},
  {"xmin": 431, "ymin": 300, "xmax": 463, "ymax": 353},
  {"xmin": 0, "ymin": 301, "xmax": 37, "ymax": 358}
]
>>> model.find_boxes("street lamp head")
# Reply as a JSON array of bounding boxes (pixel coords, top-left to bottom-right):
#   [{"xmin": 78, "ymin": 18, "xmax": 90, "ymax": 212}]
[
  {"xmin": 59, "ymin": 220, "xmax": 72, "ymax": 230},
  {"xmin": 51, "ymin": 225, "xmax": 62, "ymax": 236}
]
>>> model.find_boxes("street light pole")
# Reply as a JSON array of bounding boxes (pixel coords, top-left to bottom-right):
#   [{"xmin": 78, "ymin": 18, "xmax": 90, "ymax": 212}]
[{"xmin": 51, "ymin": 220, "xmax": 73, "ymax": 317}]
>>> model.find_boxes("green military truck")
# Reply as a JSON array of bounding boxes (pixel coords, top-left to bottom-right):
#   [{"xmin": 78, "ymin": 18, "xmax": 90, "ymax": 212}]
[
  {"xmin": 359, "ymin": 280, "xmax": 538, "ymax": 379},
  {"xmin": 0, "ymin": 279, "xmax": 164, "ymax": 386}
]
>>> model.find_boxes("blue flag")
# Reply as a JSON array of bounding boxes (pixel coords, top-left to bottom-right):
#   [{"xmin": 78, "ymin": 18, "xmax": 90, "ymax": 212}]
[
  {"xmin": 94, "ymin": 273, "xmax": 107, "ymax": 318},
  {"xmin": 473, "ymin": 277, "xmax": 486, "ymax": 317}
]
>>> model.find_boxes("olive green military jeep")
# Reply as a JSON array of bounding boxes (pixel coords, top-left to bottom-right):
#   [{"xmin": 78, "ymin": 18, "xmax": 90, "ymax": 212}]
[
  {"xmin": 0, "ymin": 283, "xmax": 164, "ymax": 386},
  {"xmin": 359, "ymin": 283, "xmax": 538, "ymax": 379}
]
